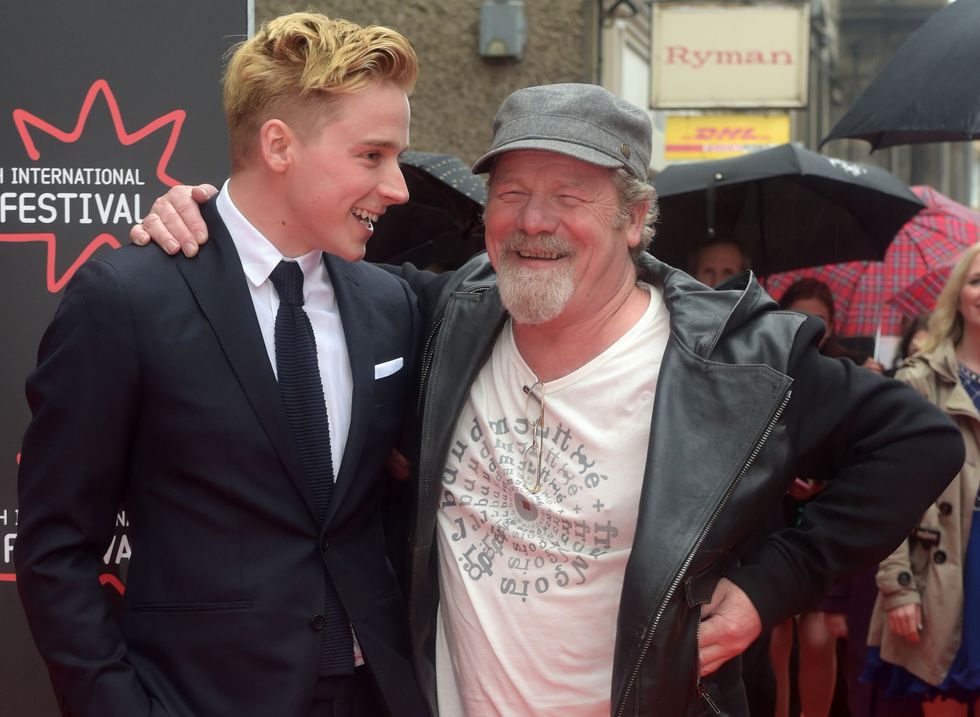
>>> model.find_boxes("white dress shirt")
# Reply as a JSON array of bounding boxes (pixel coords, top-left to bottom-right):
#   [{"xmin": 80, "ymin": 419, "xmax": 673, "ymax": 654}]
[{"xmin": 216, "ymin": 181, "xmax": 353, "ymax": 475}]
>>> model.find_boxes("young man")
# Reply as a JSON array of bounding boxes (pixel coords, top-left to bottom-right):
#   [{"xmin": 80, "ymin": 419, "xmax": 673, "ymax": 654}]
[
  {"xmin": 134, "ymin": 84, "xmax": 962, "ymax": 716},
  {"xmin": 16, "ymin": 13, "xmax": 427, "ymax": 717}
]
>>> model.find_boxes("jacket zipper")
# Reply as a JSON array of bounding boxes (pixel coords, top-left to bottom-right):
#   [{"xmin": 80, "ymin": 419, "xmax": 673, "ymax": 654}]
[
  {"xmin": 415, "ymin": 286, "xmax": 491, "ymax": 416},
  {"xmin": 695, "ymin": 605, "xmax": 721, "ymax": 715},
  {"xmin": 614, "ymin": 388, "xmax": 792, "ymax": 717},
  {"xmin": 415, "ymin": 317, "xmax": 444, "ymax": 417},
  {"xmin": 410, "ymin": 285, "xmax": 491, "ymax": 624}
]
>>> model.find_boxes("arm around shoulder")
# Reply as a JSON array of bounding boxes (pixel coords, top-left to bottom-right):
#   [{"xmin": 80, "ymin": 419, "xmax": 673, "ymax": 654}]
[{"xmin": 382, "ymin": 253, "xmax": 496, "ymax": 326}]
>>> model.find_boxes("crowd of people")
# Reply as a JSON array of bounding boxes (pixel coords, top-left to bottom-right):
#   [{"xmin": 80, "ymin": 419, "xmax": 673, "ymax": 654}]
[
  {"xmin": 12, "ymin": 9, "xmax": 979, "ymax": 717},
  {"xmin": 694, "ymin": 239, "xmax": 980, "ymax": 716}
]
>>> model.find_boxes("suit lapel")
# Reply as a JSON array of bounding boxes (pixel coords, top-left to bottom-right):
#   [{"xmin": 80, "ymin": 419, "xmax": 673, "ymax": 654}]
[
  {"xmin": 323, "ymin": 253, "xmax": 373, "ymax": 521},
  {"xmin": 177, "ymin": 200, "xmax": 317, "ymax": 521}
]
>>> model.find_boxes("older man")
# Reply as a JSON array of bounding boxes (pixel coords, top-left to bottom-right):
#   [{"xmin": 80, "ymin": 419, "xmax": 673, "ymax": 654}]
[{"xmin": 133, "ymin": 83, "xmax": 961, "ymax": 716}]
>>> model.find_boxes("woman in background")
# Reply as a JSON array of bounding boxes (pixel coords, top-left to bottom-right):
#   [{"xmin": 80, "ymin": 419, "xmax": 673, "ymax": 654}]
[
  {"xmin": 864, "ymin": 244, "xmax": 980, "ymax": 716},
  {"xmin": 779, "ymin": 277, "xmax": 884, "ymax": 371},
  {"xmin": 886, "ymin": 315, "xmax": 931, "ymax": 377},
  {"xmin": 772, "ymin": 277, "xmax": 875, "ymax": 717}
]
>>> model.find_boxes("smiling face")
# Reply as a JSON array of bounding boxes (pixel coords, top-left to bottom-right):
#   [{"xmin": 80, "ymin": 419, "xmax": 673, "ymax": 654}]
[
  {"xmin": 280, "ymin": 80, "xmax": 410, "ymax": 260},
  {"xmin": 484, "ymin": 150, "xmax": 642, "ymax": 326},
  {"xmin": 958, "ymin": 253, "xmax": 980, "ymax": 334}
]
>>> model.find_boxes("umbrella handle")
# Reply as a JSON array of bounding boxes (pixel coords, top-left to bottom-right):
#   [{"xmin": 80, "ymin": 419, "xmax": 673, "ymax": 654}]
[{"xmin": 706, "ymin": 185, "xmax": 716, "ymax": 241}]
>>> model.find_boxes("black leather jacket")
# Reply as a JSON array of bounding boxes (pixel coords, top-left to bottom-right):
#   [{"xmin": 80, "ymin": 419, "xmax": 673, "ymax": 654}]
[{"xmin": 398, "ymin": 252, "xmax": 962, "ymax": 716}]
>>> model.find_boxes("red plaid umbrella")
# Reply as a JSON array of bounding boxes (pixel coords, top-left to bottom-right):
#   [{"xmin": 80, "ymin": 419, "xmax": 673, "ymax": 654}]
[
  {"xmin": 885, "ymin": 264, "xmax": 953, "ymax": 319},
  {"xmin": 766, "ymin": 186, "xmax": 980, "ymax": 336}
]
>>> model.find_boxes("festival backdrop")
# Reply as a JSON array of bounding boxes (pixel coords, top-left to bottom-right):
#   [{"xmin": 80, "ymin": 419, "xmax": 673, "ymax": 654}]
[{"xmin": 0, "ymin": 2, "xmax": 251, "ymax": 713}]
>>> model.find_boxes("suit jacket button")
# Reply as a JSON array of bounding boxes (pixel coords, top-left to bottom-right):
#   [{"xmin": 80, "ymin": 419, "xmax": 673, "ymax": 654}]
[
  {"xmin": 933, "ymin": 550, "xmax": 948, "ymax": 564},
  {"xmin": 898, "ymin": 571, "xmax": 912, "ymax": 586},
  {"xmin": 939, "ymin": 502, "xmax": 953, "ymax": 516},
  {"xmin": 320, "ymin": 536, "xmax": 329, "ymax": 551},
  {"xmin": 310, "ymin": 614, "xmax": 326, "ymax": 631}
]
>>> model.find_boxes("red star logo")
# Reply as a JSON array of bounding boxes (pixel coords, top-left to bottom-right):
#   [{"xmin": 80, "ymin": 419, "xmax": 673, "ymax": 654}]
[
  {"xmin": 3, "ymin": 452, "xmax": 127, "ymax": 592},
  {"xmin": 99, "ymin": 574, "xmax": 126, "ymax": 596},
  {"xmin": 0, "ymin": 79, "xmax": 185, "ymax": 292}
]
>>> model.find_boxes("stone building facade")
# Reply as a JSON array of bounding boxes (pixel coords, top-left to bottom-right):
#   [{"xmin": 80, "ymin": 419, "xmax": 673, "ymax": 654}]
[
  {"xmin": 259, "ymin": 0, "xmax": 593, "ymax": 165},
  {"xmin": 254, "ymin": 0, "xmax": 973, "ymax": 203}
]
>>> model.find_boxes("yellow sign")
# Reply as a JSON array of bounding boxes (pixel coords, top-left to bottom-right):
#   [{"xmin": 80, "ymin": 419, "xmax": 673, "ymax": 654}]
[{"xmin": 665, "ymin": 115, "xmax": 791, "ymax": 161}]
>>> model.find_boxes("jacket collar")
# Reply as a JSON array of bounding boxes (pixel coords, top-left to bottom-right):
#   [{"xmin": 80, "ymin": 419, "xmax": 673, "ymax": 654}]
[
  {"xmin": 921, "ymin": 337, "xmax": 961, "ymax": 384},
  {"xmin": 321, "ymin": 253, "xmax": 373, "ymax": 522},
  {"xmin": 637, "ymin": 253, "xmax": 778, "ymax": 360},
  {"xmin": 916, "ymin": 338, "xmax": 980, "ymax": 420},
  {"xmin": 453, "ymin": 251, "xmax": 775, "ymax": 361},
  {"xmin": 179, "ymin": 199, "xmax": 317, "ymax": 521},
  {"xmin": 178, "ymin": 201, "xmax": 378, "ymax": 525}
]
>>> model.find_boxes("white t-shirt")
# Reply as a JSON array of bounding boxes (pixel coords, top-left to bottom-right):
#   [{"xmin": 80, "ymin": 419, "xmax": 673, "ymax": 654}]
[{"xmin": 435, "ymin": 284, "xmax": 670, "ymax": 716}]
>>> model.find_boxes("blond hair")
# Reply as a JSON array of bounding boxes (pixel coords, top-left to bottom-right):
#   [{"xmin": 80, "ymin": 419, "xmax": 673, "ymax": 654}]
[
  {"xmin": 223, "ymin": 12, "xmax": 418, "ymax": 167},
  {"xmin": 921, "ymin": 242, "xmax": 980, "ymax": 354}
]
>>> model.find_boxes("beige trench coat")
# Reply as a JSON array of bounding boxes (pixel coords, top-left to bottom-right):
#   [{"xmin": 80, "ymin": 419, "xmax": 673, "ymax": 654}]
[{"xmin": 867, "ymin": 339, "xmax": 979, "ymax": 685}]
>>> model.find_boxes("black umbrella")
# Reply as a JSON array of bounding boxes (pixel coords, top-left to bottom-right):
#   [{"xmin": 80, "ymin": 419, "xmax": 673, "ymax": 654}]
[
  {"xmin": 364, "ymin": 151, "xmax": 485, "ymax": 269},
  {"xmin": 821, "ymin": 0, "xmax": 980, "ymax": 149},
  {"xmin": 650, "ymin": 143, "xmax": 925, "ymax": 276}
]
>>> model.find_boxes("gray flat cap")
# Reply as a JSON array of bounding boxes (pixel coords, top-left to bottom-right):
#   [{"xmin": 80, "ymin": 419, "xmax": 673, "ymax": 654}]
[{"xmin": 471, "ymin": 83, "xmax": 652, "ymax": 179}]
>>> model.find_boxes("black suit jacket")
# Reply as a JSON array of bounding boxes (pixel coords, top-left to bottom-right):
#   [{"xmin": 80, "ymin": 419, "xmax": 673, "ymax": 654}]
[{"xmin": 15, "ymin": 200, "xmax": 427, "ymax": 717}]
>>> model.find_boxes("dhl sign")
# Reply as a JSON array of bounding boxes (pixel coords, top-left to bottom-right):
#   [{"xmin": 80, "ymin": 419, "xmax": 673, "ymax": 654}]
[{"xmin": 665, "ymin": 114, "xmax": 791, "ymax": 161}]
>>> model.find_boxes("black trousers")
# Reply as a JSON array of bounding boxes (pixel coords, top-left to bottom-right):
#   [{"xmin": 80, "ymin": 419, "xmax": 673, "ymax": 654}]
[{"xmin": 309, "ymin": 667, "xmax": 385, "ymax": 717}]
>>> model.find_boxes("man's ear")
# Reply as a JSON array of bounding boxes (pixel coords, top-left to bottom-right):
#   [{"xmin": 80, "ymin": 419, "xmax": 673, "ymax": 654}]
[
  {"xmin": 257, "ymin": 118, "xmax": 292, "ymax": 174},
  {"xmin": 626, "ymin": 199, "xmax": 650, "ymax": 250}
]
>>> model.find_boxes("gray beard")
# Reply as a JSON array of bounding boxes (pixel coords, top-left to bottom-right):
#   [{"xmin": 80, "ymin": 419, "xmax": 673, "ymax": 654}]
[{"xmin": 496, "ymin": 235, "xmax": 575, "ymax": 325}]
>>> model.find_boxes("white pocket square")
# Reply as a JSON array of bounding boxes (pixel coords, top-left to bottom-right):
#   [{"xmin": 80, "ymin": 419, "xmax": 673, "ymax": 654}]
[{"xmin": 374, "ymin": 357, "xmax": 404, "ymax": 379}]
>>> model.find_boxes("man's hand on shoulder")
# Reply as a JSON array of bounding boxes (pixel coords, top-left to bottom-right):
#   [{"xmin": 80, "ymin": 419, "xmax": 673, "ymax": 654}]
[
  {"xmin": 131, "ymin": 183, "xmax": 217, "ymax": 257},
  {"xmin": 697, "ymin": 577, "xmax": 762, "ymax": 677}
]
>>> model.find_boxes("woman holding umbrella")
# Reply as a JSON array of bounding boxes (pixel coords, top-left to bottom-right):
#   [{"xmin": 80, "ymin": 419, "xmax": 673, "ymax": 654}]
[{"xmin": 864, "ymin": 244, "xmax": 980, "ymax": 716}]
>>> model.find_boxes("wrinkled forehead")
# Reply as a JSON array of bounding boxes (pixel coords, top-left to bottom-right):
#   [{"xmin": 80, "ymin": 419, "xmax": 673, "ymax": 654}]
[{"xmin": 488, "ymin": 149, "xmax": 620, "ymax": 183}]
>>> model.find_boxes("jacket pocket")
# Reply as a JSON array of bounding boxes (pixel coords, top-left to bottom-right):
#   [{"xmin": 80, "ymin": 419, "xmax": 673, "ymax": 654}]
[
  {"xmin": 130, "ymin": 599, "xmax": 252, "ymax": 612},
  {"xmin": 693, "ymin": 605, "xmax": 722, "ymax": 715},
  {"xmin": 373, "ymin": 369, "xmax": 409, "ymax": 406},
  {"xmin": 909, "ymin": 526, "xmax": 940, "ymax": 580},
  {"xmin": 686, "ymin": 574, "xmax": 723, "ymax": 715}
]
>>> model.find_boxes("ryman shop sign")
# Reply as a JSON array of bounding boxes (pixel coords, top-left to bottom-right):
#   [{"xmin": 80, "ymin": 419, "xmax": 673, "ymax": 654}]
[{"xmin": 651, "ymin": 2, "xmax": 811, "ymax": 109}]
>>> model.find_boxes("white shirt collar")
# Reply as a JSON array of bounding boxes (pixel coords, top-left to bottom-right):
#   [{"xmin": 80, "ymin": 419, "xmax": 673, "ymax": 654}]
[{"xmin": 216, "ymin": 180, "xmax": 324, "ymax": 295}]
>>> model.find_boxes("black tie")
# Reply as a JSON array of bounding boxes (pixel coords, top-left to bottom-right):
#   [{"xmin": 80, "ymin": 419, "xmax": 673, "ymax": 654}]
[{"xmin": 269, "ymin": 260, "xmax": 353, "ymax": 674}]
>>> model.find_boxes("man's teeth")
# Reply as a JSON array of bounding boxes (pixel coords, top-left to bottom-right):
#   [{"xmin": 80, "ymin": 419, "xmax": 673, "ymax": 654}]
[
  {"xmin": 352, "ymin": 208, "xmax": 378, "ymax": 230},
  {"xmin": 518, "ymin": 250, "xmax": 560, "ymax": 259}
]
